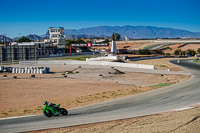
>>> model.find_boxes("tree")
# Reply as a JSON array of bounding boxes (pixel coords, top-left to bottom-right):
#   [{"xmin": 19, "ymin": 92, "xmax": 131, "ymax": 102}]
[
  {"xmin": 86, "ymin": 40, "xmax": 92, "ymax": 43},
  {"xmin": 112, "ymin": 33, "xmax": 121, "ymax": 41},
  {"xmin": 197, "ymin": 48, "xmax": 200, "ymax": 54},
  {"xmin": 165, "ymin": 53, "xmax": 171, "ymax": 56},
  {"xmin": 186, "ymin": 49, "xmax": 196, "ymax": 56},
  {"xmin": 181, "ymin": 51, "xmax": 186, "ymax": 56},
  {"xmin": 174, "ymin": 49, "xmax": 182, "ymax": 56},
  {"xmin": 18, "ymin": 37, "xmax": 31, "ymax": 43},
  {"xmin": 76, "ymin": 39, "xmax": 85, "ymax": 43},
  {"xmin": 66, "ymin": 39, "xmax": 75, "ymax": 49}
]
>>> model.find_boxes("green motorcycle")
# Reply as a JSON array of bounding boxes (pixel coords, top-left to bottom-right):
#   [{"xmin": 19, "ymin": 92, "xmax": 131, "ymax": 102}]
[{"xmin": 43, "ymin": 101, "xmax": 68, "ymax": 117}]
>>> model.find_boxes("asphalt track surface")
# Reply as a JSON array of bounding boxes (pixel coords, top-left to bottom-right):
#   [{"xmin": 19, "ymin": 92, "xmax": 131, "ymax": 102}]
[{"xmin": 0, "ymin": 60, "xmax": 200, "ymax": 133}]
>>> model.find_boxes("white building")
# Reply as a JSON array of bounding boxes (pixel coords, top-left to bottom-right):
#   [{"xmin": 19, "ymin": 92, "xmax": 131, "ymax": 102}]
[
  {"xmin": 47, "ymin": 27, "xmax": 66, "ymax": 47},
  {"xmin": 125, "ymin": 36, "xmax": 129, "ymax": 41}
]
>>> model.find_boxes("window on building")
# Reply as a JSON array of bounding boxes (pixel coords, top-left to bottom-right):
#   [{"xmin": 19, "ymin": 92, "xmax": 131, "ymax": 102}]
[
  {"xmin": 60, "ymin": 35, "xmax": 64, "ymax": 38},
  {"xmin": 53, "ymin": 34, "xmax": 58, "ymax": 37}
]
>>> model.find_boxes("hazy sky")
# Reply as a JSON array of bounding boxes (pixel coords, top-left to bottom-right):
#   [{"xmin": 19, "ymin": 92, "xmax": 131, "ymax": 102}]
[{"xmin": 0, "ymin": 0, "xmax": 199, "ymax": 38}]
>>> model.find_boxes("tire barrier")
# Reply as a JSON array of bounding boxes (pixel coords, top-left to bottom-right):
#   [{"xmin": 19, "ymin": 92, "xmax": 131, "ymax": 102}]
[{"xmin": 0, "ymin": 66, "xmax": 50, "ymax": 74}]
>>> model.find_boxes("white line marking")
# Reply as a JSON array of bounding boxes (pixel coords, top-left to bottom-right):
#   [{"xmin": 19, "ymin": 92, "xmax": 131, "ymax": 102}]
[{"xmin": 173, "ymin": 107, "xmax": 193, "ymax": 111}]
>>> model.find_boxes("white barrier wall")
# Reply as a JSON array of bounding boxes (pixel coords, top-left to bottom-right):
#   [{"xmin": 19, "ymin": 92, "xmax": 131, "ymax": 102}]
[
  {"xmin": 20, "ymin": 61, "xmax": 155, "ymax": 70},
  {"xmin": 86, "ymin": 55, "xmax": 119, "ymax": 61}
]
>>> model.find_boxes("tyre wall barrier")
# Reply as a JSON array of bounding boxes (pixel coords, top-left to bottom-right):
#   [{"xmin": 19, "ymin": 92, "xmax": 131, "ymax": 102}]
[{"xmin": 0, "ymin": 66, "xmax": 50, "ymax": 74}]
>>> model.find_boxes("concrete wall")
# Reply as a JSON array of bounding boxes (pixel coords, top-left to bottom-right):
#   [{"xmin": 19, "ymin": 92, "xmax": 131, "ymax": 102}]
[{"xmin": 20, "ymin": 60, "xmax": 155, "ymax": 70}]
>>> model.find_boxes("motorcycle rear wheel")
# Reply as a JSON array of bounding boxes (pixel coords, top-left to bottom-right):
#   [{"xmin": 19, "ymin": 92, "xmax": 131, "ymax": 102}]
[{"xmin": 44, "ymin": 109, "xmax": 53, "ymax": 117}]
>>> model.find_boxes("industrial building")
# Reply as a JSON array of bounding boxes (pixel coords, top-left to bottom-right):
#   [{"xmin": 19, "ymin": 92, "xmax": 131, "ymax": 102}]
[{"xmin": 0, "ymin": 42, "xmax": 65, "ymax": 63}]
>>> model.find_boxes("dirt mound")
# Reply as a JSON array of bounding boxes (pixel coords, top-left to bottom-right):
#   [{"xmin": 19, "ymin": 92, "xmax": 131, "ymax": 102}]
[
  {"xmin": 65, "ymin": 66, "xmax": 81, "ymax": 74},
  {"xmin": 112, "ymin": 68, "xmax": 125, "ymax": 74}
]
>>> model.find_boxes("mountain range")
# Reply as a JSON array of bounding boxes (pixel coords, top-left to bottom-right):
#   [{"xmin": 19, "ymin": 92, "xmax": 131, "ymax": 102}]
[
  {"xmin": 12, "ymin": 34, "xmax": 42, "ymax": 41},
  {"xmin": 1, "ymin": 26, "xmax": 200, "ymax": 42},
  {"xmin": 0, "ymin": 35, "xmax": 12, "ymax": 42},
  {"xmin": 65, "ymin": 26, "xmax": 200, "ymax": 39}
]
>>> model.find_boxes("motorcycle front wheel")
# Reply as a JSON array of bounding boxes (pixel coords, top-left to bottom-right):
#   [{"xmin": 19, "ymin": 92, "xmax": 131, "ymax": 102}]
[{"xmin": 60, "ymin": 108, "xmax": 68, "ymax": 116}]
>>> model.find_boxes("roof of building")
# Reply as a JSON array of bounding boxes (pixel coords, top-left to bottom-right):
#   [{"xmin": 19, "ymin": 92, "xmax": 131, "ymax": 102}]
[{"xmin": 49, "ymin": 27, "xmax": 64, "ymax": 29}]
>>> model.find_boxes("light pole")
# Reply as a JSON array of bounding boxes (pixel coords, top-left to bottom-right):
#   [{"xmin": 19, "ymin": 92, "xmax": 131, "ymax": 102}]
[
  {"xmin": 0, "ymin": 47, "xmax": 2, "ymax": 66},
  {"xmin": 3, "ymin": 34, "xmax": 6, "ymax": 46}
]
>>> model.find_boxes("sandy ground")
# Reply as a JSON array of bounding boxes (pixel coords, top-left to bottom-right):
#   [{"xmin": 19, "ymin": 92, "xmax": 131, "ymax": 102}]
[
  {"xmin": 163, "ymin": 44, "xmax": 200, "ymax": 54},
  {"xmin": 115, "ymin": 41, "xmax": 200, "ymax": 56},
  {"xmin": 0, "ymin": 64, "xmax": 190, "ymax": 118},
  {"xmin": 116, "ymin": 41, "xmax": 162, "ymax": 50},
  {"xmin": 30, "ymin": 107, "xmax": 200, "ymax": 133},
  {"xmin": 180, "ymin": 44, "xmax": 200, "ymax": 51}
]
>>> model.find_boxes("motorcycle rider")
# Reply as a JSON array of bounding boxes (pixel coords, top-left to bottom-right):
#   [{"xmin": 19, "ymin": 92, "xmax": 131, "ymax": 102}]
[
  {"xmin": 43, "ymin": 101, "xmax": 68, "ymax": 117},
  {"xmin": 44, "ymin": 101, "xmax": 59, "ymax": 110}
]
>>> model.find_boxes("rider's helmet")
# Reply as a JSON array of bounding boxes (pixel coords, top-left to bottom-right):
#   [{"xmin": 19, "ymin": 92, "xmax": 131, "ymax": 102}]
[{"xmin": 44, "ymin": 101, "xmax": 48, "ymax": 105}]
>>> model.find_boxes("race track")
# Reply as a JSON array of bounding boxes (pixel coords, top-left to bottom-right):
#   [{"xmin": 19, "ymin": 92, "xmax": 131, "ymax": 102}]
[{"xmin": 0, "ymin": 60, "xmax": 200, "ymax": 133}]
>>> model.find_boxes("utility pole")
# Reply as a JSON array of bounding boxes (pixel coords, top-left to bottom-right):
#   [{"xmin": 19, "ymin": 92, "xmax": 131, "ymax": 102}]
[
  {"xmin": 0, "ymin": 47, "xmax": 2, "ymax": 66},
  {"xmin": 3, "ymin": 34, "xmax": 6, "ymax": 46}
]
